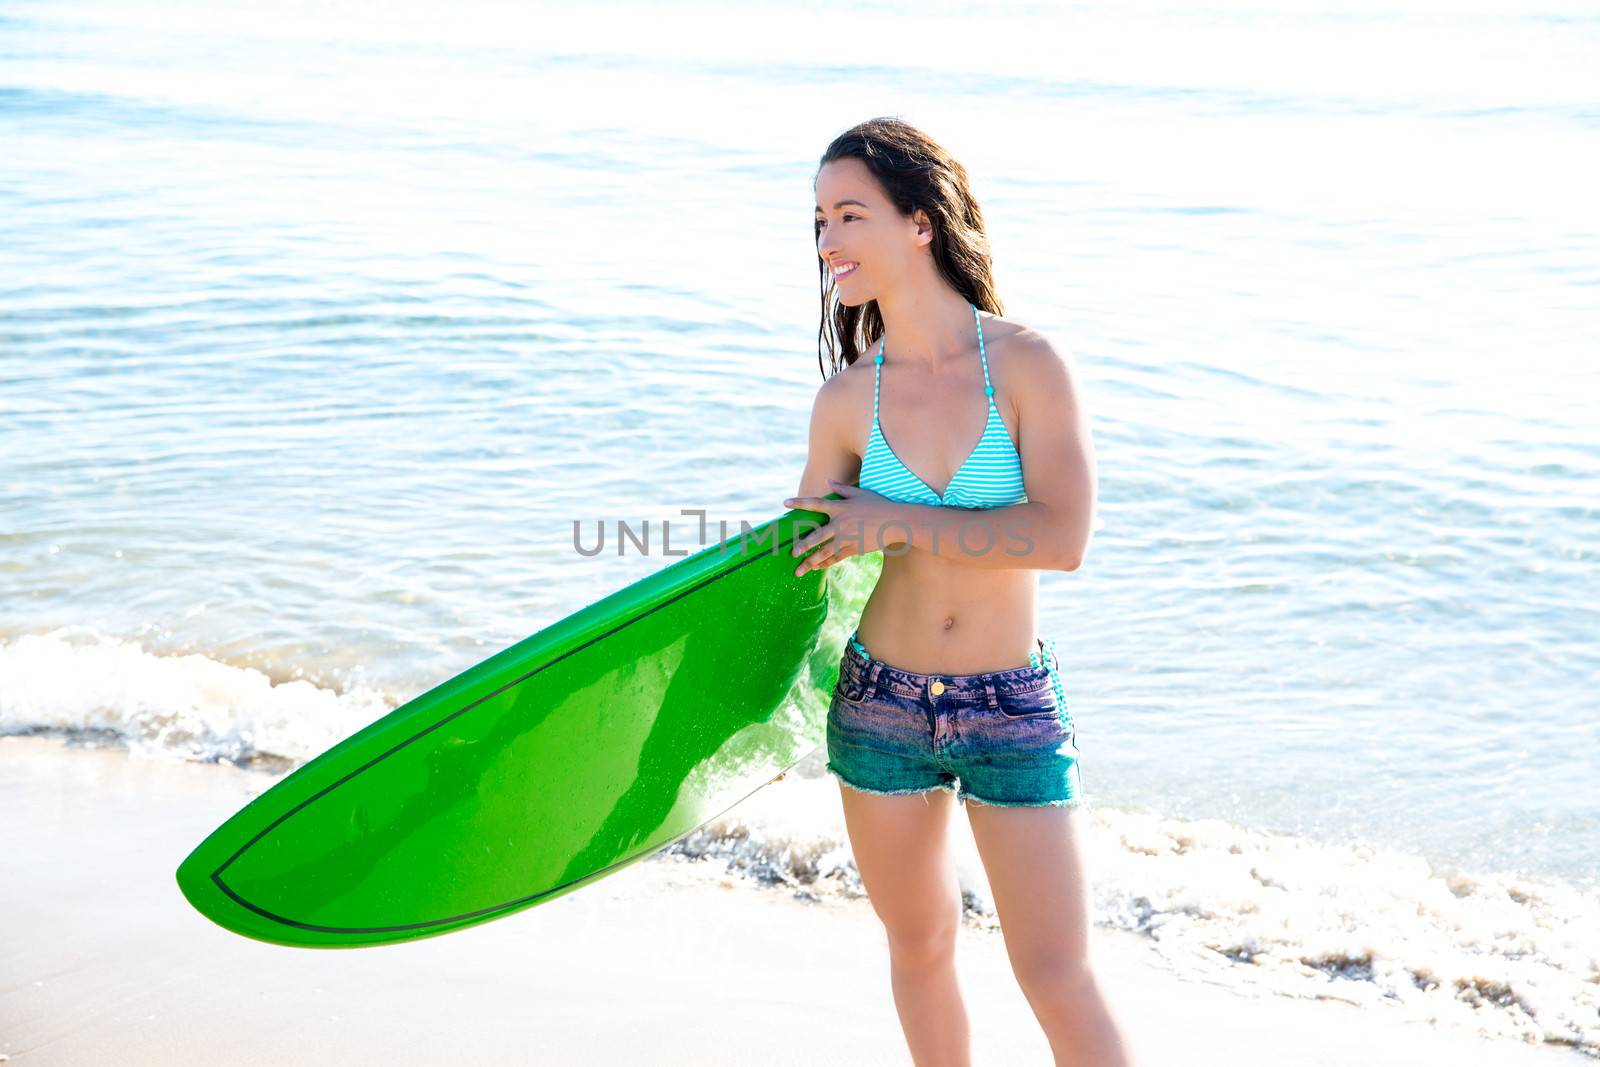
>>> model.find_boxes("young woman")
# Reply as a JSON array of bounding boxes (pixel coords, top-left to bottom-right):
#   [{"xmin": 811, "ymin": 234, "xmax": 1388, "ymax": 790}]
[{"xmin": 783, "ymin": 118, "xmax": 1137, "ymax": 1067}]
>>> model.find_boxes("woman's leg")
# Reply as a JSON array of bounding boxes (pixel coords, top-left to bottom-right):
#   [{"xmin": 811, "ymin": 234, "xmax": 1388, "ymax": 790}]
[
  {"xmin": 838, "ymin": 781, "xmax": 971, "ymax": 1067},
  {"xmin": 965, "ymin": 802, "xmax": 1139, "ymax": 1066}
]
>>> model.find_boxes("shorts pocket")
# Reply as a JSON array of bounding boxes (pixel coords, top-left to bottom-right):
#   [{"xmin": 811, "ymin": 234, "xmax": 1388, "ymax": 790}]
[
  {"xmin": 993, "ymin": 682, "xmax": 1059, "ymax": 720},
  {"xmin": 833, "ymin": 676, "xmax": 869, "ymax": 706}
]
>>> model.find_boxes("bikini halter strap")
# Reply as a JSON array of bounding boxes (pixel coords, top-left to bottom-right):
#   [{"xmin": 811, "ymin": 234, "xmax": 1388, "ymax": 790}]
[{"xmin": 873, "ymin": 302, "xmax": 990, "ymax": 418}]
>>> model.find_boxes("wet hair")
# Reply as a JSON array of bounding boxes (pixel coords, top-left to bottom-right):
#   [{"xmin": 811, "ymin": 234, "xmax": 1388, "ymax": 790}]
[{"xmin": 813, "ymin": 116, "xmax": 1003, "ymax": 379}]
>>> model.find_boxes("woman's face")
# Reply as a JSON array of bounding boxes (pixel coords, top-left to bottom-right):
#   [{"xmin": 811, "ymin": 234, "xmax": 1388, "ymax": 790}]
[{"xmin": 814, "ymin": 158, "xmax": 923, "ymax": 307}]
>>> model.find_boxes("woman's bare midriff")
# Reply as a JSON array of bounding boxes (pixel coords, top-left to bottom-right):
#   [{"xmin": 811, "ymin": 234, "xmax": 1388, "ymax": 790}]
[{"xmin": 856, "ymin": 548, "xmax": 1041, "ymax": 675}]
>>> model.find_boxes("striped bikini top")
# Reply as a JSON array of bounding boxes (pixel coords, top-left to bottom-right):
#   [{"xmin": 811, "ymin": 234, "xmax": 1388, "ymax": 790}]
[{"xmin": 858, "ymin": 301, "xmax": 1028, "ymax": 509}]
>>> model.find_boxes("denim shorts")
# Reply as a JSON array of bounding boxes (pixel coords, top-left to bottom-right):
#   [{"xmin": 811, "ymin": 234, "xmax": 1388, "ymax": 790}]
[{"xmin": 825, "ymin": 629, "xmax": 1083, "ymax": 808}]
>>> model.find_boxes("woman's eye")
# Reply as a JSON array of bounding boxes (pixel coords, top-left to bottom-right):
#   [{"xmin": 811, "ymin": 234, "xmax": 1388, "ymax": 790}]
[{"xmin": 814, "ymin": 214, "xmax": 857, "ymax": 228}]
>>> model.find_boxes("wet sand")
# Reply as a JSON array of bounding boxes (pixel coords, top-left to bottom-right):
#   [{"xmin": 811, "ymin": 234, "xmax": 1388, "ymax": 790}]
[{"xmin": 0, "ymin": 735, "xmax": 1583, "ymax": 1066}]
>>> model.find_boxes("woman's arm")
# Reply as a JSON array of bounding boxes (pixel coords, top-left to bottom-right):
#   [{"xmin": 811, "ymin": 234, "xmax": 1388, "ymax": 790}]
[{"xmin": 793, "ymin": 371, "xmax": 862, "ymax": 501}]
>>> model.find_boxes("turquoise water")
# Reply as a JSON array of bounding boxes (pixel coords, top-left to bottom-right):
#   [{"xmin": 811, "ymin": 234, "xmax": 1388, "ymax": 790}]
[{"xmin": 2, "ymin": 2, "xmax": 1598, "ymax": 1040}]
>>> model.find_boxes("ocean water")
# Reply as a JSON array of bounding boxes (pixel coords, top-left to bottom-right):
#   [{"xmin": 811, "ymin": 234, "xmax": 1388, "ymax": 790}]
[{"xmin": 3, "ymin": 0, "xmax": 1597, "ymax": 1053}]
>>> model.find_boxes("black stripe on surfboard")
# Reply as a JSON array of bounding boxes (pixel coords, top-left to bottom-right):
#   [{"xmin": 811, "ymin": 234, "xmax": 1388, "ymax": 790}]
[{"xmin": 209, "ymin": 521, "xmax": 817, "ymax": 935}]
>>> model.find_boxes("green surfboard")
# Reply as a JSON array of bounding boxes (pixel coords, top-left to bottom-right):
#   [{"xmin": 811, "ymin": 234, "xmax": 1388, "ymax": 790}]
[{"xmin": 176, "ymin": 500, "xmax": 876, "ymax": 948}]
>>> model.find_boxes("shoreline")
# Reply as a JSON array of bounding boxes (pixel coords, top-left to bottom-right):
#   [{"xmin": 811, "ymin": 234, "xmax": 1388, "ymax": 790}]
[{"xmin": 1, "ymin": 734, "xmax": 1585, "ymax": 1065}]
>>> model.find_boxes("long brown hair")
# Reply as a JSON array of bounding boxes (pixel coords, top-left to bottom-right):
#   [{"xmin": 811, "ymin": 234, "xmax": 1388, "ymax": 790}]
[{"xmin": 813, "ymin": 117, "xmax": 1004, "ymax": 380}]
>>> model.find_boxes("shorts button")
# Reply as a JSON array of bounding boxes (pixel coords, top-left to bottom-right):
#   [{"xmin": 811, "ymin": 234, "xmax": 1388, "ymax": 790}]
[{"xmin": 930, "ymin": 680, "xmax": 946, "ymax": 696}]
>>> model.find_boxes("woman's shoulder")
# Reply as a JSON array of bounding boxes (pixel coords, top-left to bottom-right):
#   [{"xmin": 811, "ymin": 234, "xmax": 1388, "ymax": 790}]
[
  {"xmin": 985, "ymin": 315, "xmax": 1076, "ymax": 383},
  {"xmin": 818, "ymin": 349, "xmax": 876, "ymax": 400},
  {"xmin": 983, "ymin": 316, "xmax": 1081, "ymax": 432},
  {"xmin": 811, "ymin": 350, "xmax": 874, "ymax": 427}
]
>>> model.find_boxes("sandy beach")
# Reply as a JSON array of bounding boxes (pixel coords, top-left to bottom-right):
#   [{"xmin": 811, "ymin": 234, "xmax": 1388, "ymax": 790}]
[{"xmin": 0, "ymin": 735, "xmax": 1584, "ymax": 1066}]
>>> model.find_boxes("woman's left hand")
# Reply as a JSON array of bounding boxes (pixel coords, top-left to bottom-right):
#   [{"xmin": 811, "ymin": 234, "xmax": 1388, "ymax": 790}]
[{"xmin": 781, "ymin": 479, "xmax": 906, "ymax": 576}]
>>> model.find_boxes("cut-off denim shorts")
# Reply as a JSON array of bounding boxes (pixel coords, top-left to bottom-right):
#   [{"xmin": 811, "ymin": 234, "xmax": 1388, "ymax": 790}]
[{"xmin": 825, "ymin": 629, "xmax": 1083, "ymax": 808}]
